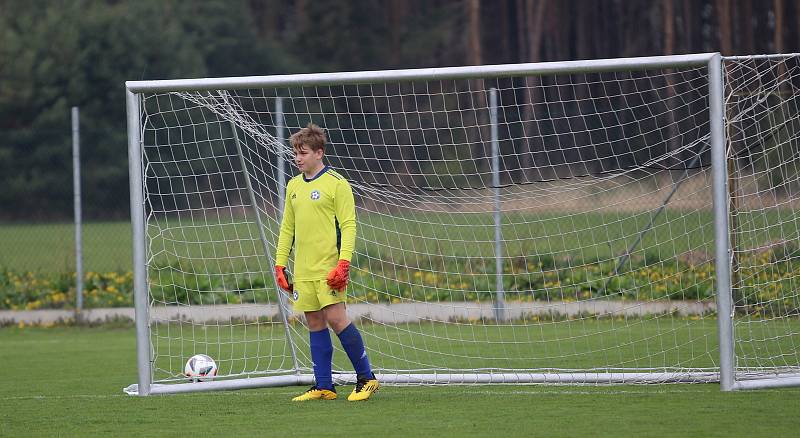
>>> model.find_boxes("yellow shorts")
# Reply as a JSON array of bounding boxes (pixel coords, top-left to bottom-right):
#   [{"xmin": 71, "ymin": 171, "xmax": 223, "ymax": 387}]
[{"xmin": 291, "ymin": 279, "xmax": 345, "ymax": 312}]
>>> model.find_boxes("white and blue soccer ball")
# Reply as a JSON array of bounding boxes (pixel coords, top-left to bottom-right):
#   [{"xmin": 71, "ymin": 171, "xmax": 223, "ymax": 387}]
[{"xmin": 184, "ymin": 354, "xmax": 218, "ymax": 382}]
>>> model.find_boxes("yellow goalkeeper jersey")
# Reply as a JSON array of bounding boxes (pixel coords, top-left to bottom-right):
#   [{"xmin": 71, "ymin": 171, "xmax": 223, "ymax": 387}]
[{"xmin": 275, "ymin": 166, "xmax": 356, "ymax": 281}]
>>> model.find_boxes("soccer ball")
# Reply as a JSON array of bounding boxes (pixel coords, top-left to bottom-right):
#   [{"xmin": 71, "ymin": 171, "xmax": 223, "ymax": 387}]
[{"xmin": 184, "ymin": 354, "xmax": 218, "ymax": 382}]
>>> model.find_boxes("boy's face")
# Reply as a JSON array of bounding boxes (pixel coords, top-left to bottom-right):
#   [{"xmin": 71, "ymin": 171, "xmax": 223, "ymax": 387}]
[{"xmin": 293, "ymin": 144, "xmax": 324, "ymax": 174}]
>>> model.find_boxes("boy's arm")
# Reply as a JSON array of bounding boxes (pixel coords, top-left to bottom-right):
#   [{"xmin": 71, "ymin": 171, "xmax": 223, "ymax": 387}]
[
  {"xmin": 334, "ymin": 180, "xmax": 357, "ymax": 262},
  {"xmin": 275, "ymin": 183, "xmax": 295, "ymax": 267},
  {"xmin": 327, "ymin": 179, "xmax": 356, "ymax": 291}
]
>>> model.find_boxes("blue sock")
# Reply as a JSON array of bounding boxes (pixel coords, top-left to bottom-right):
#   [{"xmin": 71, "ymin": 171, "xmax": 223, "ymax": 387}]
[
  {"xmin": 309, "ymin": 328, "xmax": 334, "ymax": 390},
  {"xmin": 337, "ymin": 323, "xmax": 372, "ymax": 380}
]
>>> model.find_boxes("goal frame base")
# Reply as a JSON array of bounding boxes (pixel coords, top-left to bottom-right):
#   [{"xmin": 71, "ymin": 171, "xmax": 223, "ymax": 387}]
[
  {"xmin": 731, "ymin": 374, "xmax": 800, "ymax": 390},
  {"xmin": 123, "ymin": 372, "xmax": 723, "ymax": 396},
  {"xmin": 124, "ymin": 371, "xmax": 800, "ymax": 395}
]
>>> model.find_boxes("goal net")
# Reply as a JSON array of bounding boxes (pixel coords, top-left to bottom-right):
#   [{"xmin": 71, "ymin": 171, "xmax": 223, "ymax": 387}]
[
  {"xmin": 124, "ymin": 53, "xmax": 800, "ymax": 395},
  {"xmin": 724, "ymin": 55, "xmax": 800, "ymax": 389}
]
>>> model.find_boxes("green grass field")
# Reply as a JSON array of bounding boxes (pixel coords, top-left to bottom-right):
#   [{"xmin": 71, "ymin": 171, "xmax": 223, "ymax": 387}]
[
  {"xmin": 2, "ymin": 213, "xmax": 799, "ymax": 435},
  {"xmin": 1, "ymin": 209, "xmax": 795, "ymax": 274},
  {"xmin": 0, "ymin": 221, "xmax": 133, "ymax": 272},
  {"xmin": 2, "ymin": 326, "xmax": 800, "ymax": 436}
]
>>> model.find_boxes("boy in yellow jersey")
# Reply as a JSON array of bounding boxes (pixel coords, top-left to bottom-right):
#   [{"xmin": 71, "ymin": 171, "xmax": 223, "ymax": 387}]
[{"xmin": 274, "ymin": 123, "xmax": 379, "ymax": 402}]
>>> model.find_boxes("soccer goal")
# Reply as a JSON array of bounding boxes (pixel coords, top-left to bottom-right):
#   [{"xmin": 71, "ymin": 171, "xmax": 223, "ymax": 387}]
[{"xmin": 123, "ymin": 53, "xmax": 800, "ymax": 395}]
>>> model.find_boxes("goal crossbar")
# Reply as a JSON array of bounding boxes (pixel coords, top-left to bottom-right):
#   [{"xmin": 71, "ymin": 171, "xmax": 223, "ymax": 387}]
[{"xmin": 126, "ymin": 53, "xmax": 717, "ymax": 92}]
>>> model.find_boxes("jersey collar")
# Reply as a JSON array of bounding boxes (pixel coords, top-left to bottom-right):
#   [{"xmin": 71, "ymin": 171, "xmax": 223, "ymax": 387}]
[{"xmin": 303, "ymin": 165, "xmax": 330, "ymax": 182}]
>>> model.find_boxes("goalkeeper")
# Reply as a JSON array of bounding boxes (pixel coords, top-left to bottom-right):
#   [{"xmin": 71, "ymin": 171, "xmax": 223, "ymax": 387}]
[{"xmin": 274, "ymin": 123, "xmax": 379, "ymax": 402}]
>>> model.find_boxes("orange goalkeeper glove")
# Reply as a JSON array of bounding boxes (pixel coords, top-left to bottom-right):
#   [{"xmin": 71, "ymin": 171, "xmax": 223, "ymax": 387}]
[
  {"xmin": 326, "ymin": 260, "xmax": 350, "ymax": 291},
  {"xmin": 274, "ymin": 265, "xmax": 293, "ymax": 293}
]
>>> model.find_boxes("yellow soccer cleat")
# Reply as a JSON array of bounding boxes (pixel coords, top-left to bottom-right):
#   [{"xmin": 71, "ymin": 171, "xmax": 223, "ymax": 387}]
[
  {"xmin": 347, "ymin": 376, "xmax": 379, "ymax": 401},
  {"xmin": 292, "ymin": 386, "xmax": 337, "ymax": 401}
]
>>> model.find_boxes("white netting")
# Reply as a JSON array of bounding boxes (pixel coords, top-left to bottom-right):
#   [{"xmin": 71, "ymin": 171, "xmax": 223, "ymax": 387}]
[
  {"xmin": 132, "ymin": 56, "xmax": 799, "ymax": 389},
  {"xmin": 725, "ymin": 55, "xmax": 800, "ymax": 379}
]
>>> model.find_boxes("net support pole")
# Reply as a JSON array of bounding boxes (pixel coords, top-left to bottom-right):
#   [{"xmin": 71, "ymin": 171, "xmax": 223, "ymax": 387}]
[
  {"xmin": 273, "ymin": 98, "xmax": 300, "ymax": 373},
  {"xmin": 709, "ymin": 54, "xmax": 735, "ymax": 391},
  {"xmin": 599, "ymin": 147, "xmax": 707, "ymax": 295},
  {"xmin": 277, "ymin": 97, "xmax": 286, "ymax": 216},
  {"xmin": 71, "ymin": 106, "xmax": 84, "ymax": 321},
  {"xmin": 126, "ymin": 89, "xmax": 151, "ymax": 396},
  {"xmin": 489, "ymin": 88, "xmax": 506, "ymax": 322},
  {"xmin": 229, "ymin": 118, "xmax": 301, "ymax": 376}
]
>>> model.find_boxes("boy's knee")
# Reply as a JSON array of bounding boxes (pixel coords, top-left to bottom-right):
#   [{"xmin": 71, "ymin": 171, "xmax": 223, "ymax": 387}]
[
  {"xmin": 305, "ymin": 311, "xmax": 327, "ymax": 331},
  {"xmin": 322, "ymin": 303, "xmax": 350, "ymax": 332},
  {"xmin": 327, "ymin": 316, "xmax": 350, "ymax": 333}
]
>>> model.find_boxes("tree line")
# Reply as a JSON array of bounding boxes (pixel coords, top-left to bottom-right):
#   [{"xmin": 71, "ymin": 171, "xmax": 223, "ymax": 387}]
[{"xmin": 0, "ymin": 0, "xmax": 797, "ymax": 220}]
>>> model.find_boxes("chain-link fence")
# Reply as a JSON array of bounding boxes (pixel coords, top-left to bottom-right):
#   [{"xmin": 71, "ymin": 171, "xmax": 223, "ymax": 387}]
[{"xmin": 1, "ymin": 108, "xmax": 132, "ymax": 311}]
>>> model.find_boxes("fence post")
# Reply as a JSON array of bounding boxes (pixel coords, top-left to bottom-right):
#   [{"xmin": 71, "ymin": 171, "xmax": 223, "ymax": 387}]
[
  {"xmin": 71, "ymin": 106, "xmax": 84, "ymax": 322},
  {"xmin": 490, "ymin": 88, "xmax": 505, "ymax": 322}
]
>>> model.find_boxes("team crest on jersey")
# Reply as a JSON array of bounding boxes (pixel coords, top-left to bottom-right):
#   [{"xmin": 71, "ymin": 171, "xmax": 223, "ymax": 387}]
[
  {"xmin": 292, "ymin": 291, "xmax": 298, "ymax": 301},
  {"xmin": 330, "ymin": 290, "xmax": 337, "ymax": 296},
  {"xmin": 310, "ymin": 190, "xmax": 321, "ymax": 200}
]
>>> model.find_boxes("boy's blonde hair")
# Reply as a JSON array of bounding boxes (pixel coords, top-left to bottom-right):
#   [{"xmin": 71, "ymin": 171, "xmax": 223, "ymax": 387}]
[{"xmin": 289, "ymin": 123, "xmax": 326, "ymax": 152}]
